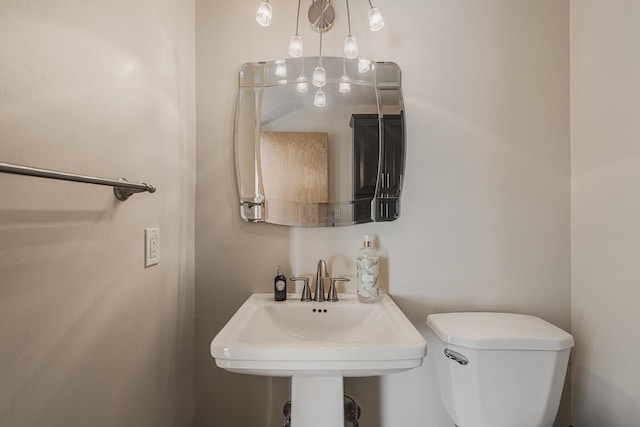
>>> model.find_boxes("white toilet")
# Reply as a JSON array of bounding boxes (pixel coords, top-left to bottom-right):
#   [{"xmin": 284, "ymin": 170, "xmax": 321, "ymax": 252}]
[{"xmin": 427, "ymin": 312, "xmax": 574, "ymax": 427}]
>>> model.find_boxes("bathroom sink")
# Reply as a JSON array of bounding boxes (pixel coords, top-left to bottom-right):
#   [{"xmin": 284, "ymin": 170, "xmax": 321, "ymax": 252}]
[
  {"xmin": 212, "ymin": 293, "xmax": 426, "ymax": 427},
  {"xmin": 211, "ymin": 293, "xmax": 426, "ymax": 377}
]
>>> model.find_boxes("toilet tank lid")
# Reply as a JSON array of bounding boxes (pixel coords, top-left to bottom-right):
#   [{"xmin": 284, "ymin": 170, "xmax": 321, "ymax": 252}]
[{"xmin": 427, "ymin": 312, "xmax": 574, "ymax": 351}]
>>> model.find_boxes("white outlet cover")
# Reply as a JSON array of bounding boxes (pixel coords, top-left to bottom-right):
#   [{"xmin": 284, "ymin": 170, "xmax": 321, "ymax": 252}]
[{"xmin": 145, "ymin": 228, "xmax": 160, "ymax": 267}]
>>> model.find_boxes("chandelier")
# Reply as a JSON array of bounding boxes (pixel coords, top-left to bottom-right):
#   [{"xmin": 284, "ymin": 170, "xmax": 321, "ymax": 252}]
[{"xmin": 254, "ymin": 0, "xmax": 385, "ymax": 106}]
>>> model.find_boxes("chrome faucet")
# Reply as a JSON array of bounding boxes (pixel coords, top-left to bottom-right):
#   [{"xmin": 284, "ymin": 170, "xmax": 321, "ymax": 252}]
[{"xmin": 314, "ymin": 259, "xmax": 328, "ymax": 302}]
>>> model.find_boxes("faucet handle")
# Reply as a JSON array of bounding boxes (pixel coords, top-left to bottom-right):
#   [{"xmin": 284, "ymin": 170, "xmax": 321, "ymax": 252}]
[
  {"xmin": 327, "ymin": 277, "xmax": 350, "ymax": 302},
  {"xmin": 290, "ymin": 277, "xmax": 311, "ymax": 301}
]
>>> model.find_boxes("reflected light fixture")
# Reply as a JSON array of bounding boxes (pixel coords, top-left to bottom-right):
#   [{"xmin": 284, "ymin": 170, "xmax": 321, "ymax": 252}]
[
  {"xmin": 339, "ymin": 58, "xmax": 351, "ymax": 93},
  {"xmin": 358, "ymin": 58, "xmax": 371, "ymax": 73},
  {"xmin": 296, "ymin": 75, "xmax": 309, "ymax": 93},
  {"xmin": 256, "ymin": 1, "xmax": 272, "ymax": 26},
  {"xmin": 339, "ymin": 75, "xmax": 351, "ymax": 93},
  {"xmin": 275, "ymin": 59, "xmax": 287, "ymax": 77},
  {"xmin": 297, "ymin": 58, "xmax": 308, "ymax": 93},
  {"xmin": 314, "ymin": 89, "xmax": 326, "ymax": 107}
]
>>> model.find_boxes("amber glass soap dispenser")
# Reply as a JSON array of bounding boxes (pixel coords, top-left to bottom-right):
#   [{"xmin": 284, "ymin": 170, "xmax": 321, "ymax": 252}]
[{"xmin": 274, "ymin": 266, "xmax": 287, "ymax": 301}]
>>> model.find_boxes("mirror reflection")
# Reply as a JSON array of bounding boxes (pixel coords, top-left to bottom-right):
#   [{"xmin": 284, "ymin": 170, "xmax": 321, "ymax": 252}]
[{"xmin": 235, "ymin": 57, "xmax": 404, "ymax": 227}]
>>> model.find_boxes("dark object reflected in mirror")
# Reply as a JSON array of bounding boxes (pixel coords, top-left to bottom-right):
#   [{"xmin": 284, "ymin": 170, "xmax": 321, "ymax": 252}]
[{"xmin": 235, "ymin": 57, "xmax": 405, "ymax": 227}]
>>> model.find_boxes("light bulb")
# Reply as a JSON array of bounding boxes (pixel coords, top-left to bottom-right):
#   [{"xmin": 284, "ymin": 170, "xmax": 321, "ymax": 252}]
[
  {"xmin": 296, "ymin": 75, "xmax": 308, "ymax": 93},
  {"xmin": 288, "ymin": 35, "xmax": 303, "ymax": 57},
  {"xmin": 344, "ymin": 35, "xmax": 358, "ymax": 59},
  {"xmin": 275, "ymin": 59, "xmax": 287, "ymax": 77},
  {"xmin": 256, "ymin": 2, "xmax": 272, "ymax": 27},
  {"xmin": 368, "ymin": 7, "xmax": 384, "ymax": 31},
  {"xmin": 358, "ymin": 59, "xmax": 371, "ymax": 73},
  {"xmin": 314, "ymin": 89, "xmax": 326, "ymax": 107},
  {"xmin": 339, "ymin": 75, "xmax": 351, "ymax": 93},
  {"xmin": 312, "ymin": 65, "xmax": 326, "ymax": 87}
]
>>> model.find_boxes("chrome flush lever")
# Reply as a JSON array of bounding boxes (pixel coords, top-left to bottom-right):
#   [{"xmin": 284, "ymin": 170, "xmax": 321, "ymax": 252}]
[{"xmin": 444, "ymin": 348, "xmax": 469, "ymax": 366}]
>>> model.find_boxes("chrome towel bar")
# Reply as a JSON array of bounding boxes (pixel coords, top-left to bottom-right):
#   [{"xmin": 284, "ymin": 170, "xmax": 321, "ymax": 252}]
[{"xmin": 0, "ymin": 162, "xmax": 156, "ymax": 201}]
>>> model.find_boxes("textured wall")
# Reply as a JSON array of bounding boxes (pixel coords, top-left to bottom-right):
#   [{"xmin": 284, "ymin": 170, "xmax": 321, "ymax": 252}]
[
  {"xmin": 571, "ymin": 1, "xmax": 640, "ymax": 425},
  {"xmin": 196, "ymin": 0, "xmax": 570, "ymax": 426},
  {"xmin": 0, "ymin": 0, "xmax": 195, "ymax": 426}
]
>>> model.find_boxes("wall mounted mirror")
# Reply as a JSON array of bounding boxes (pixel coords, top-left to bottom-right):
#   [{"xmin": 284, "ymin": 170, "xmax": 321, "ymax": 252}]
[{"xmin": 235, "ymin": 56, "xmax": 405, "ymax": 227}]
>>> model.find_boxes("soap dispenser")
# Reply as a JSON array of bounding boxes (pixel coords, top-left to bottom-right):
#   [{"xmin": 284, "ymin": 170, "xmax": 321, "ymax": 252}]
[
  {"xmin": 356, "ymin": 235, "xmax": 379, "ymax": 303},
  {"xmin": 274, "ymin": 266, "xmax": 287, "ymax": 301}
]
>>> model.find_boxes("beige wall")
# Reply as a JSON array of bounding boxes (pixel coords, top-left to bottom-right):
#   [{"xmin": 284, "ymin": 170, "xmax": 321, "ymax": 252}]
[
  {"xmin": 570, "ymin": 1, "xmax": 640, "ymax": 425},
  {"xmin": 196, "ymin": 0, "xmax": 571, "ymax": 425},
  {"xmin": 0, "ymin": 0, "xmax": 195, "ymax": 426}
]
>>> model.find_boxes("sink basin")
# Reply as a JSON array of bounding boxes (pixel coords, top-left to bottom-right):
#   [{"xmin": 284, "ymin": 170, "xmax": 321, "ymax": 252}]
[
  {"xmin": 211, "ymin": 293, "xmax": 427, "ymax": 427},
  {"xmin": 211, "ymin": 293, "xmax": 427, "ymax": 376}
]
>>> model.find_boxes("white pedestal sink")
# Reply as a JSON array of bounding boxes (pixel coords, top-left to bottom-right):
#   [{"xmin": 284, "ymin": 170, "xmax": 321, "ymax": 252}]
[{"xmin": 211, "ymin": 293, "xmax": 427, "ymax": 427}]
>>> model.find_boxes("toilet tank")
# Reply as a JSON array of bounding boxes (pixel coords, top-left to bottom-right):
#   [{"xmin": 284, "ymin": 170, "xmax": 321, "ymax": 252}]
[{"xmin": 427, "ymin": 313, "xmax": 574, "ymax": 427}]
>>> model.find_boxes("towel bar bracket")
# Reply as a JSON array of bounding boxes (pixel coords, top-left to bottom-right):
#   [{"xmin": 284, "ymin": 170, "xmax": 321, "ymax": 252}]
[{"xmin": 113, "ymin": 178, "xmax": 156, "ymax": 201}]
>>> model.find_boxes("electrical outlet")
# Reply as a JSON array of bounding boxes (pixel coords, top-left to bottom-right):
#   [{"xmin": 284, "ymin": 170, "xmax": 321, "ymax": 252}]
[{"xmin": 145, "ymin": 228, "xmax": 160, "ymax": 267}]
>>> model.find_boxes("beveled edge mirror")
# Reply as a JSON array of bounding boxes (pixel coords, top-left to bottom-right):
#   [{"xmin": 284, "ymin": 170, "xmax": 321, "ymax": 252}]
[{"xmin": 234, "ymin": 56, "xmax": 405, "ymax": 227}]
